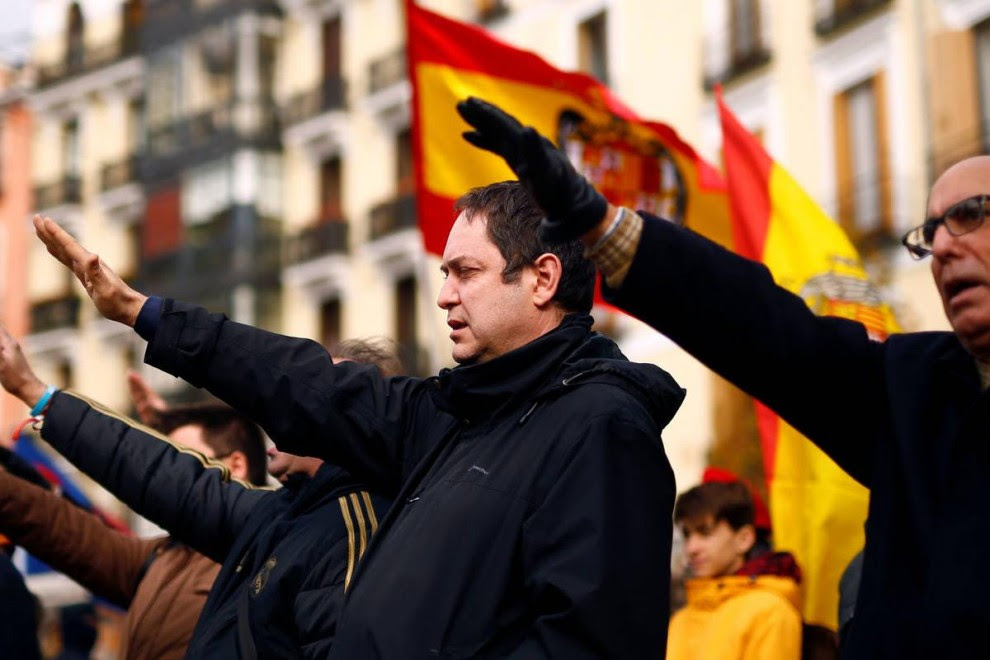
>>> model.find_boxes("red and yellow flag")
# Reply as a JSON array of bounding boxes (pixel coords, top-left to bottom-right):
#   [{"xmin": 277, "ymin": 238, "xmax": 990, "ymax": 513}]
[
  {"xmin": 406, "ymin": 1, "xmax": 730, "ymax": 255},
  {"xmin": 717, "ymin": 89, "xmax": 900, "ymax": 628}
]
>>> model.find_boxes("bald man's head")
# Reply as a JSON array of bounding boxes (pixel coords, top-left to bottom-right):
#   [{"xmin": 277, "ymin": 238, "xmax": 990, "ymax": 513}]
[{"xmin": 928, "ymin": 156, "xmax": 990, "ymax": 359}]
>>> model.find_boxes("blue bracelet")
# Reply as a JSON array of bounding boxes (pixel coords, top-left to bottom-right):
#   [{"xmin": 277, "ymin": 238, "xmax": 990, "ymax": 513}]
[{"xmin": 30, "ymin": 385, "xmax": 57, "ymax": 417}]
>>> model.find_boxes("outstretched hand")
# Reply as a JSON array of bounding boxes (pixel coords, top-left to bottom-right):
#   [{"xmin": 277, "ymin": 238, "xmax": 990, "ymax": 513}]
[
  {"xmin": 456, "ymin": 97, "xmax": 608, "ymax": 243},
  {"xmin": 0, "ymin": 325, "xmax": 45, "ymax": 408},
  {"xmin": 126, "ymin": 370, "xmax": 169, "ymax": 425},
  {"xmin": 34, "ymin": 215, "xmax": 148, "ymax": 326}
]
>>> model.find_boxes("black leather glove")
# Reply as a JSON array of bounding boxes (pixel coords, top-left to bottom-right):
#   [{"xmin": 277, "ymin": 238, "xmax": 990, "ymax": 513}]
[{"xmin": 456, "ymin": 97, "xmax": 608, "ymax": 243}]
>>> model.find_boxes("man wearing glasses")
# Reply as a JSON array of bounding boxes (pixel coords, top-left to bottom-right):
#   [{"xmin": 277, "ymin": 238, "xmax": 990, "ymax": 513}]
[{"xmin": 457, "ymin": 97, "xmax": 990, "ymax": 659}]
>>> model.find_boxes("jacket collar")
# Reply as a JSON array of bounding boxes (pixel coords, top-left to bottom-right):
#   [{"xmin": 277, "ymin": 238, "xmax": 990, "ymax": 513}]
[{"xmin": 431, "ymin": 314, "xmax": 594, "ymax": 421}]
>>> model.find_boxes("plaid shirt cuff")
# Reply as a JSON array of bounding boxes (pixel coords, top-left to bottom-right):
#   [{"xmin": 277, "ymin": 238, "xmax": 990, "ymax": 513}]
[{"xmin": 585, "ymin": 207, "xmax": 642, "ymax": 288}]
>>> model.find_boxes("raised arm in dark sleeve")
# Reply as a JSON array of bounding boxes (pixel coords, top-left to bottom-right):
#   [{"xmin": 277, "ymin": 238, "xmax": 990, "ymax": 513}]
[
  {"xmin": 142, "ymin": 299, "xmax": 434, "ymax": 493},
  {"xmin": 40, "ymin": 390, "xmax": 266, "ymax": 563},
  {"xmin": 508, "ymin": 407, "xmax": 674, "ymax": 659},
  {"xmin": 603, "ymin": 214, "xmax": 887, "ymax": 485}
]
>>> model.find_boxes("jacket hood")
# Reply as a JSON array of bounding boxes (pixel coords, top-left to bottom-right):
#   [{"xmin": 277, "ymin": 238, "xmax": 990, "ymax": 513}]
[
  {"xmin": 430, "ymin": 314, "xmax": 684, "ymax": 429},
  {"xmin": 545, "ymin": 331, "xmax": 685, "ymax": 430},
  {"xmin": 684, "ymin": 574, "xmax": 802, "ymax": 611}
]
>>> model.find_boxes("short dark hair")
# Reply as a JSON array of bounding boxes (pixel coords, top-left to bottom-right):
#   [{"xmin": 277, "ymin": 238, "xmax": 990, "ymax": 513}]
[
  {"xmin": 330, "ymin": 337, "xmax": 404, "ymax": 377},
  {"xmin": 673, "ymin": 481, "xmax": 755, "ymax": 531},
  {"xmin": 454, "ymin": 180, "xmax": 596, "ymax": 314},
  {"xmin": 156, "ymin": 404, "xmax": 267, "ymax": 486}
]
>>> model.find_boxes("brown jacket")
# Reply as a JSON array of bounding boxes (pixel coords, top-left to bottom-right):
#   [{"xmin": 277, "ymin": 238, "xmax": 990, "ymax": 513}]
[{"xmin": 0, "ymin": 468, "xmax": 219, "ymax": 659}]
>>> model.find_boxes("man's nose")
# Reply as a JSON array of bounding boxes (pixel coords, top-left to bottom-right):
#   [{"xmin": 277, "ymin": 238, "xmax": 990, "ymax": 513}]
[
  {"xmin": 931, "ymin": 222, "xmax": 957, "ymax": 259},
  {"xmin": 437, "ymin": 277, "xmax": 457, "ymax": 309}
]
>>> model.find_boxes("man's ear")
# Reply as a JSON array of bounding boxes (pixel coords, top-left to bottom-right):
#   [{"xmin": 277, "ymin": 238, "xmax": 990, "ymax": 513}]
[
  {"xmin": 225, "ymin": 450, "xmax": 251, "ymax": 482},
  {"xmin": 531, "ymin": 252, "xmax": 563, "ymax": 307},
  {"xmin": 734, "ymin": 524, "xmax": 757, "ymax": 557}
]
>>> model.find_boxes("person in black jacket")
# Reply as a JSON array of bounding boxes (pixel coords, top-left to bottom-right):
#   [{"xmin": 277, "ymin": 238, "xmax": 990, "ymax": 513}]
[
  {"xmin": 454, "ymin": 97, "xmax": 990, "ymax": 658},
  {"xmin": 0, "ymin": 328, "xmax": 391, "ymax": 659},
  {"xmin": 33, "ymin": 179, "xmax": 684, "ymax": 658}
]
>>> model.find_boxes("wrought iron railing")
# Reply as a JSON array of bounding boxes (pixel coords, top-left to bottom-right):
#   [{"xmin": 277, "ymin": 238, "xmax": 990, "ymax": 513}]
[{"xmin": 368, "ymin": 193, "xmax": 417, "ymax": 240}]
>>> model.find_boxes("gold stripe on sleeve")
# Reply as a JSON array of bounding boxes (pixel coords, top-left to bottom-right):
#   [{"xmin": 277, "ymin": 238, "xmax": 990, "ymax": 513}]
[
  {"xmin": 348, "ymin": 492, "xmax": 368, "ymax": 558},
  {"xmin": 360, "ymin": 490, "xmax": 379, "ymax": 534},
  {"xmin": 338, "ymin": 496, "xmax": 357, "ymax": 591}
]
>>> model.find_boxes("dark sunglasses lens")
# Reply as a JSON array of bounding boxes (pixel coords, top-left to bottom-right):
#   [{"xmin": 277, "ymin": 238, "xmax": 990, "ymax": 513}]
[{"xmin": 921, "ymin": 221, "xmax": 938, "ymax": 245}]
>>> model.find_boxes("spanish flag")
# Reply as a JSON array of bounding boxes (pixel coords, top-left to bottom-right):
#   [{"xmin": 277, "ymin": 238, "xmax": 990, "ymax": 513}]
[
  {"xmin": 717, "ymin": 89, "xmax": 900, "ymax": 628},
  {"xmin": 406, "ymin": 1, "xmax": 730, "ymax": 255}
]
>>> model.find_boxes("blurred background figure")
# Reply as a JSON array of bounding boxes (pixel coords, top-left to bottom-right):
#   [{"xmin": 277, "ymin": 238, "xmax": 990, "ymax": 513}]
[{"xmin": 668, "ymin": 479, "xmax": 802, "ymax": 659}]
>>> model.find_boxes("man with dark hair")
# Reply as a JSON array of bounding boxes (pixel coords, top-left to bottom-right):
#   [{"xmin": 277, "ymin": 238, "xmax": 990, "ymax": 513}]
[
  {"xmin": 34, "ymin": 178, "xmax": 684, "ymax": 657},
  {"xmin": 155, "ymin": 403, "xmax": 269, "ymax": 488},
  {"xmin": 455, "ymin": 97, "xmax": 990, "ymax": 657},
  {"xmin": 0, "ymin": 328, "xmax": 390, "ymax": 658},
  {"xmin": 0, "ymin": 393, "xmax": 265, "ymax": 659},
  {"xmin": 668, "ymin": 481, "xmax": 802, "ymax": 659}
]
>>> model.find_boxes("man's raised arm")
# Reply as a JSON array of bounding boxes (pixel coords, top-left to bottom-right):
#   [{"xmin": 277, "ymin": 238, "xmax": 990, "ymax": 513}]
[
  {"xmin": 34, "ymin": 215, "xmax": 147, "ymax": 326},
  {"xmin": 0, "ymin": 325, "xmax": 264, "ymax": 563},
  {"xmin": 33, "ymin": 216, "xmax": 427, "ymax": 494}
]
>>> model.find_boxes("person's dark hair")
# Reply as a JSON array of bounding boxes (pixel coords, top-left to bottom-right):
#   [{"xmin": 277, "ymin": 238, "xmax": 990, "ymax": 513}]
[
  {"xmin": 155, "ymin": 404, "xmax": 267, "ymax": 486},
  {"xmin": 673, "ymin": 481, "xmax": 755, "ymax": 531},
  {"xmin": 454, "ymin": 180, "xmax": 595, "ymax": 314},
  {"xmin": 331, "ymin": 337, "xmax": 404, "ymax": 377}
]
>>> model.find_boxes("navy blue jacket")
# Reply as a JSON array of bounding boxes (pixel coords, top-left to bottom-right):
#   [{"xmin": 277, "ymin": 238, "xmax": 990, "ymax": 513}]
[
  {"xmin": 40, "ymin": 391, "xmax": 389, "ymax": 658},
  {"xmin": 605, "ymin": 213, "xmax": 990, "ymax": 659},
  {"xmin": 142, "ymin": 302, "xmax": 684, "ymax": 658}
]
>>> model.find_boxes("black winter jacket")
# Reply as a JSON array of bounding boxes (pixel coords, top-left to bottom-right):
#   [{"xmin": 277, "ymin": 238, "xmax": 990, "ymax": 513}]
[
  {"xmin": 39, "ymin": 391, "xmax": 389, "ymax": 659},
  {"xmin": 143, "ymin": 302, "xmax": 684, "ymax": 658},
  {"xmin": 605, "ymin": 213, "xmax": 990, "ymax": 659}
]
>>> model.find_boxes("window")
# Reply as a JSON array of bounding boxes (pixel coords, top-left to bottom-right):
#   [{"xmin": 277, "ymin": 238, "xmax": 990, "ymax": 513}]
[
  {"xmin": 319, "ymin": 157, "xmax": 343, "ymax": 221},
  {"xmin": 730, "ymin": 0, "xmax": 762, "ymax": 66},
  {"xmin": 396, "ymin": 129, "xmax": 414, "ymax": 194},
  {"xmin": 976, "ymin": 22, "xmax": 990, "ymax": 146},
  {"xmin": 395, "ymin": 276, "xmax": 419, "ymax": 374},
  {"xmin": 182, "ymin": 158, "xmax": 231, "ymax": 225},
  {"xmin": 147, "ymin": 49, "xmax": 182, "ymax": 129},
  {"xmin": 322, "ymin": 16, "xmax": 342, "ymax": 80},
  {"xmin": 320, "ymin": 298, "xmax": 342, "ymax": 351},
  {"xmin": 66, "ymin": 2, "xmax": 84, "ymax": 70},
  {"xmin": 258, "ymin": 153, "xmax": 282, "ymax": 219},
  {"xmin": 62, "ymin": 119, "xmax": 80, "ymax": 177},
  {"xmin": 834, "ymin": 74, "xmax": 891, "ymax": 240},
  {"xmin": 578, "ymin": 11, "xmax": 608, "ymax": 86}
]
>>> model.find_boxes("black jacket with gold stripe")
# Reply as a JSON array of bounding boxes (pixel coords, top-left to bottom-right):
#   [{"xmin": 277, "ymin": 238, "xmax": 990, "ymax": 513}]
[
  {"xmin": 39, "ymin": 391, "xmax": 390, "ymax": 659},
  {"xmin": 142, "ymin": 300, "xmax": 684, "ymax": 658}
]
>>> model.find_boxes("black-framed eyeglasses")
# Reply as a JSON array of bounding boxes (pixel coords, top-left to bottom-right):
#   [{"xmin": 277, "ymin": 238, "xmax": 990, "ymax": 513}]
[{"xmin": 901, "ymin": 194, "xmax": 990, "ymax": 259}]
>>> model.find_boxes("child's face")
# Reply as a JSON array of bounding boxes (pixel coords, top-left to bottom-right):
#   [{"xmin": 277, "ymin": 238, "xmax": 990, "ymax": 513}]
[{"xmin": 680, "ymin": 515, "xmax": 753, "ymax": 578}]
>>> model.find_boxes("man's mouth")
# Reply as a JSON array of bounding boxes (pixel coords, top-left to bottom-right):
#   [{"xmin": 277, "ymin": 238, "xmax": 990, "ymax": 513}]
[
  {"xmin": 945, "ymin": 278, "xmax": 981, "ymax": 303},
  {"xmin": 448, "ymin": 320, "xmax": 466, "ymax": 331}
]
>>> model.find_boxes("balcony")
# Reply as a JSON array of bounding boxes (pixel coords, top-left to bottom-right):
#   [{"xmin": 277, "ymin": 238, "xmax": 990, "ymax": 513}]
[
  {"xmin": 369, "ymin": 193, "xmax": 416, "ymax": 241},
  {"xmin": 814, "ymin": 0, "xmax": 892, "ymax": 37},
  {"xmin": 30, "ymin": 296, "xmax": 81, "ymax": 335},
  {"xmin": 286, "ymin": 220, "xmax": 348, "ymax": 266},
  {"xmin": 143, "ymin": 102, "xmax": 281, "ymax": 182},
  {"xmin": 369, "ymin": 48, "xmax": 407, "ymax": 96},
  {"xmin": 137, "ymin": 208, "xmax": 282, "ymax": 299},
  {"xmin": 704, "ymin": 45, "xmax": 771, "ymax": 90},
  {"xmin": 37, "ymin": 36, "xmax": 138, "ymax": 88},
  {"xmin": 99, "ymin": 155, "xmax": 144, "ymax": 225},
  {"xmin": 142, "ymin": 0, "xmax": 283, "ymax": 52},
  {"xmin": 364, "ymin": 47, "xmax": 411, "ymax": 128},
  {"xmin": 281, "ymin": 77, "xmax": 346, "ymax": 127},
  {"xmin": 35, "ymin": 175, "xmax": 82, "ymax": 211},
  {"xmin": 100, "ymin": 155, "xmax": 139, "ymax": 192}
]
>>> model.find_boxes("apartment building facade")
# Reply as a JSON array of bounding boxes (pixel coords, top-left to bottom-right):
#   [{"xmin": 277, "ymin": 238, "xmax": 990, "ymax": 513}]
[{"xmin": 22, "ymin": 0, "xmax": 989, "ymax": 502}]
